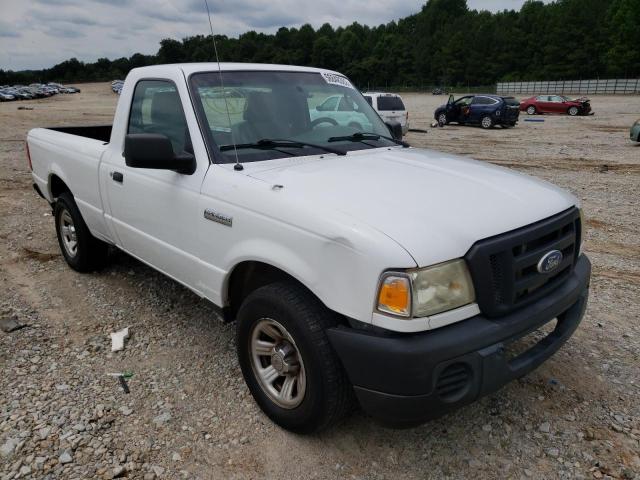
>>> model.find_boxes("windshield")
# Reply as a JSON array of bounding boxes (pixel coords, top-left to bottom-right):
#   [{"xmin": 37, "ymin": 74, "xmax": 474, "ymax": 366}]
[{"xmin": 189, "ymin": 71, "xmax": 395, "ymax": 163}]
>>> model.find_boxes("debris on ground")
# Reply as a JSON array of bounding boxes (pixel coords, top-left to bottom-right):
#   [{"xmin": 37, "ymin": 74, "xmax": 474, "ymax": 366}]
[
  {"xmin": 21, "ymin": 246, "xmax": 60, "ymax": 262},
  {"xmin": 110, "ymin": 326, "xmax": 130, "ymax": 352},
  {"xmin": 107, "ymin": 371, "xmax": 134, "ymax": 393},
  {"xmin": 0, "ymin": 315, "xmax": 26, "ymax": 333}
]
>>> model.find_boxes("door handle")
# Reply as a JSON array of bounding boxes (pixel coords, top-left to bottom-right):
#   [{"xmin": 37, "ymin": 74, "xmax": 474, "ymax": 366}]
[{"xmin": 111, "ymin": 171, "xmax": 124, "ymax": 183}]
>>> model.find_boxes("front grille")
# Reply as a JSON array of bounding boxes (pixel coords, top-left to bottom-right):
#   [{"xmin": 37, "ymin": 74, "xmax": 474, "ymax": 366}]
[{"xmin": 466, "ymin": 207, "xmax": 581, "ymax": 317}]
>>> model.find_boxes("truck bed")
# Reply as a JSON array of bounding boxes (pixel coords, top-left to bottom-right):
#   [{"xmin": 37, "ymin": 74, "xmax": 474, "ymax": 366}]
[
  {"xmin": 47, "ymin": 125, "xmax": 112, "ymax": 143},
  {"xmin": 28, "ymin": 124, "xmax": 114, "ymax": 243}
]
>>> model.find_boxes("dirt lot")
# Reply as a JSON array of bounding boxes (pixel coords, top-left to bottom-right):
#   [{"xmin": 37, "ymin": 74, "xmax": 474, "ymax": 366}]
[{"xmin": 1, "ymin": 84, "xmax": 639, "ymax": 480}]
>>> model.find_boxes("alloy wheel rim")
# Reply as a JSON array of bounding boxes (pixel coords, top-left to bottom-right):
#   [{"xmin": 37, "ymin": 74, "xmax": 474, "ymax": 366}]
[
  {"xmin": 482, "ymin": 117, "xmax": 492, "ymax": 128},
  {"xmin": 569, "ymin": 107, "xmax": 578, "ymax": 116},
  {"xmin": 59, "ymin": 209, "xmax": 78, "ymax": 257},
  {"xmin": 249, "ymin": 318, "xmax": 306, "ymax": 409},
  {"xmin": 527, "ymin": 106, "xmax": 535, "ymax": 114},
  {"xmin": 438, "ymin": 113, "xmax": 447, "ymax": 124}
]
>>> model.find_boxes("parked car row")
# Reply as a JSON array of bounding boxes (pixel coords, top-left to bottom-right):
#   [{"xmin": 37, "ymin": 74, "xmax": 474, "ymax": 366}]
[
  {"xmin": 111, "ymin": 80, "xmax": 124, "ymax": 94},
  {"xmin": 431, "ymin": 91, "xmax": 604, "ymax": 130},
  {"xmin": 0, "ymin": 82, "xmax": 80, "ymax": 102}
]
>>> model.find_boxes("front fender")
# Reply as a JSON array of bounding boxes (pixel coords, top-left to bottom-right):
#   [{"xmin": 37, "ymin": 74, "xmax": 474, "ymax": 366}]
[{"xmin": 219, "ymin": 234, "xmax": 385, "ymax": 323}]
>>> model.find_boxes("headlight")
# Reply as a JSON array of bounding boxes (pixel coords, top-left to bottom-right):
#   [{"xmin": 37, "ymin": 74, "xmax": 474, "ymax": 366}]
[{"xmin": 376, "ymin": 259, "xmax": 475, "ymax": 318}]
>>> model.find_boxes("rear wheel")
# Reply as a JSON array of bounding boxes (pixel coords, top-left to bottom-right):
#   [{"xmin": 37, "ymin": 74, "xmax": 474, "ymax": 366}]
[
  {"xmin": 526, "ymin": 105, "xmax": 537, "ymax": 115},
  {"xmin": 236, "ymin": 282, "xmax": 353, "ymax": 433},
  {"xmin": 481, "ymin": 116, "xmax": 494, "ymax": 129},
  {"xmin": 568, "ymin": 106, "xmax": 579, "ymax": 116},
  {"xmin": 54, "ymin": 192, "xmax": 109, "ymax": 272}
]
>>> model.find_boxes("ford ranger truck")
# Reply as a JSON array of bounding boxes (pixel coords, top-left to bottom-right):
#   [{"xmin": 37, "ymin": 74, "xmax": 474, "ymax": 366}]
[{"xmin": 27, "ymin": 63, "xmax": 591, "ymax": 433}]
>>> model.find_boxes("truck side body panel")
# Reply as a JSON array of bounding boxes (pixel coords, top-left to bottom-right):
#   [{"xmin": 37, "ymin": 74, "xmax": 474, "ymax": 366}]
[{"xmin": 28, "ymin": 128, "xmax": 113, "ymax": 242}]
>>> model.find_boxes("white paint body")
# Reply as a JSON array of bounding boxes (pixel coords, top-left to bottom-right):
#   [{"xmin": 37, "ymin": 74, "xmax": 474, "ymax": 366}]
[
  {"xmin": 362, "ymin": 92, "xmax": 410, "ymax": 134},
  {"xmin": 28, "ymin": 63, "xmax": 578, "ymax": 333}
]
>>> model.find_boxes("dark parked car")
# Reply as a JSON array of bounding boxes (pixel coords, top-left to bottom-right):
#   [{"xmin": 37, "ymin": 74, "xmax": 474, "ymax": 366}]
[
  {"xmin": 434, "ymin": 94, "xmax": 520, "ymax": 129},
  {"xmin": 520, "ymin": 95, "xmax": 592, "ymax": 116}
]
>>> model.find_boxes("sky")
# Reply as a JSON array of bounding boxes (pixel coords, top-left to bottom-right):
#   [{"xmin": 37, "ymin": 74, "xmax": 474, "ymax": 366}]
[{"xmin": 0, "ymin": 0, "xmax": 539, "ymax": 71}]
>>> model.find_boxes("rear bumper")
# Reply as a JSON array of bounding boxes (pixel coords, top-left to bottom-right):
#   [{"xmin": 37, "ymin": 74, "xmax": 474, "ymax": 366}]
[{"xmin": 328, "ymin": 255, "xmax": 591, "ymax": 428}]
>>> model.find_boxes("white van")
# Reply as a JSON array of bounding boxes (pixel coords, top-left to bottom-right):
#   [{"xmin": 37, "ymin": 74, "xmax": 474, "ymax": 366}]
[{"xmin": 362, "ymin": 92, "xmax": 409, "ymax": 134}]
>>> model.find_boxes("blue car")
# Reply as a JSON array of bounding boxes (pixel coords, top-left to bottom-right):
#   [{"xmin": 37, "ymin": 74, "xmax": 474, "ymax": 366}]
[{"xmin": 435, "ymin": 94, "xmax": 520, "ymax": 129}]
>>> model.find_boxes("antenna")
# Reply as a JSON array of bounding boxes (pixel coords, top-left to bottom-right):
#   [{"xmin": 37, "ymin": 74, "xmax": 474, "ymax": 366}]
[{"xmin": 204, "ymin": 0, "xmax": 243, "ymax": 171}]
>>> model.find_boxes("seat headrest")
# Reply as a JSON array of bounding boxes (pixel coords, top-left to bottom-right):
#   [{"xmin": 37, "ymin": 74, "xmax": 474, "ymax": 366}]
[{"xmin": 243, "ymin": 91, "xmax": 278, "ymax": 124}]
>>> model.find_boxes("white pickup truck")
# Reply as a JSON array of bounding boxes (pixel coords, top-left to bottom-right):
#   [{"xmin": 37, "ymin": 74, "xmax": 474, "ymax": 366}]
[{"xmin": 27, "ymin": 63, "xmax": 591, "ymax": 433}]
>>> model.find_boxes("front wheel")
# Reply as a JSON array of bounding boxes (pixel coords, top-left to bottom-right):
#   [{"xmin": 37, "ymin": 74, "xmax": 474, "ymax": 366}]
[
  {"xmin": 481, "ymin": 116, "xmax": 494, "ymax": 129},
  {"xmin": 236, "ymin": 282, "xmax": 353, "ymax": 433},
  {"xmin": 437, "ymin": 112, "xmax": 448, "ymax": 125},
  {"xmin": 54, "ymin": 192, "xmax": 109, "ymax": 272},
  {"xmin": 568, "ymin": 106, "xmax": 579, "ymax": 116}
]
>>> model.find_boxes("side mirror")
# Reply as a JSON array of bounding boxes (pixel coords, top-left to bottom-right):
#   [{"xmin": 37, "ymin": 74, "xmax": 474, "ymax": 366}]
[
  {"xmin": 386, "ymin": 121, "xmax": 403, "ymax": 141},
  {"xmin": 124, "ymin": 134, "xmax": 196, "ymax": 175}
]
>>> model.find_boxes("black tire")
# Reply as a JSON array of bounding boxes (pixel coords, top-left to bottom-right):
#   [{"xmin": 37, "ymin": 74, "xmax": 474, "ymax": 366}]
[
  {"xmin": 526, "ymin": 105, "xmax": 537, "ymax": 115},
  {"xmin": 236, "ymin": 282, "xmax": 353, "ymax": 433},
  {"xmin": 437, "ymin": 112, "xmax": 448, "ymax": 125},
  {"xmin": 568, "ymin": 106, "xmax": 579, "ymax": 116},
  {"xmin": 54, "ymin": 192, "xmax": 109, "ymax": 272}
]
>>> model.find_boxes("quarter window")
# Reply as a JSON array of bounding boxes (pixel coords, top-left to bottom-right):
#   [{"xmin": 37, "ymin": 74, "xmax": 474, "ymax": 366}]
[{"xmin": 128, "ymin": 80, "xmax": 190, "ymax": 155}]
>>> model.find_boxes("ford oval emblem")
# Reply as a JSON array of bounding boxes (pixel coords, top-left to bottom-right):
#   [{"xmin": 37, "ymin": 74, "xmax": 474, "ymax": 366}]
[{"xmin": 537, "ymin": 250, "xmax": 563, "ymax": 274}]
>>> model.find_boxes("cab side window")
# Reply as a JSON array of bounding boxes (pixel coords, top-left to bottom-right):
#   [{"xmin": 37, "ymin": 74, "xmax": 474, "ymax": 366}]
[
  {"xmin": 128, "ymin": 80, "xmax": 191, "ymax": 155},
  {"xmin": 472, "ymin": 97, "xmax": 497, "ymax": 105}
]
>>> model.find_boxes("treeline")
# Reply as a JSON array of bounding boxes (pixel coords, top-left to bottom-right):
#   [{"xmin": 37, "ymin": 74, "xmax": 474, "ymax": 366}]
[{"xmin": 2, "ymin": 0, "xmax": 638, "ymax": 88}]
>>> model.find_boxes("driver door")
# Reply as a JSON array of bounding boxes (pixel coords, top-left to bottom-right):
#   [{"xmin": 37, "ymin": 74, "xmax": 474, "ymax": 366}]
[
  {"xmin": 102, "ymin": 77, "xmax": 209, "ymax": 292},
  {"xmin": 445, "ymin": 94, "xmax": 457, "ymax": 121},
  {"xmin": 548, "ymin": 95, "xmax": 566, "ymax": 113}
]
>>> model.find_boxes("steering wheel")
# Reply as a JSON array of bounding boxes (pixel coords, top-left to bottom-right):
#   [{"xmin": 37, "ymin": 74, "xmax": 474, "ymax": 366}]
[{"xmin": 310, "ymin": 117, "xmax": 338, "ymax": 128}]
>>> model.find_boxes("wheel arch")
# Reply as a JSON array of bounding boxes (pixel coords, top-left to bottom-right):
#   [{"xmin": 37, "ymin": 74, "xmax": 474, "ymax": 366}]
[
  {"xmin": 222, "ymin": 260, "xmax": 339, "ymax": 324},
  {"xmin": 49, "ymin": 173, "xmax": 72, "ymax": 200}
]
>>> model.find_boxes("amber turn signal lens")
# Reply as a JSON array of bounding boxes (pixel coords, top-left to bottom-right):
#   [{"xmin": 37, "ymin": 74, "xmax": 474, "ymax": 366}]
[{"xmin": 377, "ymin": 276, "xmax": 410, "ymax": 317}]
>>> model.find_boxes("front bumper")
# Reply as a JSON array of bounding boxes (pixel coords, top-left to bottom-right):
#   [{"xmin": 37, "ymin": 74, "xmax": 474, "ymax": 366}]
[{"xmin": 328, "ymin": 255, "xmax": 591, "ymax": 428}]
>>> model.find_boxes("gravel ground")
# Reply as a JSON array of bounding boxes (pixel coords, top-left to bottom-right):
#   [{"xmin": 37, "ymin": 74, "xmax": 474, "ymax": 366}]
[{"xmin": 1, "ymin": 84, "xmax": 639, "ymax": 479}]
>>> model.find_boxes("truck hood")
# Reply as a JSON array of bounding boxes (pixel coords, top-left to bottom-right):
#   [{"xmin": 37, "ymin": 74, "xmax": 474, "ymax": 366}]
[{"xmin": 243, "ymin": 147, "xmax": 577, "ymax": 267}]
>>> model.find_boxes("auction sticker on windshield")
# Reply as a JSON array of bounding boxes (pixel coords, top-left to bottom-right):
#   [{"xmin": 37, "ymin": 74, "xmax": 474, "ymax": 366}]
[{"xmin": 321, "ymin": 72, "xmax": 355, "ymax": 90}]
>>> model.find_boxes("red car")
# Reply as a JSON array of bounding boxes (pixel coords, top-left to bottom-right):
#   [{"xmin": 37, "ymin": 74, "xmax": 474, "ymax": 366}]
[{"xmin": 520, "ymin": 95, "xmax": 592, "ymax": 116}]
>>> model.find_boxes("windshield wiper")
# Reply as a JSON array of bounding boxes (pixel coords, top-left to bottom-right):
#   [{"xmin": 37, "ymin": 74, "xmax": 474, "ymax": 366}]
[
  {"xmin": 328, "ymin": 132, "xmax": 410, "ymax": 147},
  {"xmin": 220, "ymin": 138, "xmax": 346, "ymax": 156}
]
